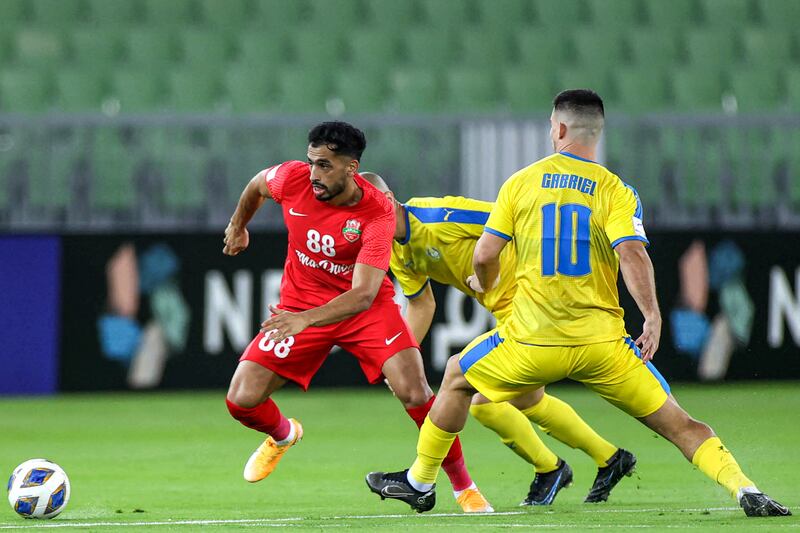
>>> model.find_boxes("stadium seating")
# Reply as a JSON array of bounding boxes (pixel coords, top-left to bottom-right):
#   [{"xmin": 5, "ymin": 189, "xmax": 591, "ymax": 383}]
[
  {"xmin": 54, "ymin": 70, "xmax": 106, "ymax": 112},
  {"xmin": 502, "ymin": 70, "xmax": 556, "ymax": 113},
  {"xmin": 0, "ymin": 70, "xmax": 51, "ymax": 112},
  {"xmin": 0, "ymin": 0, "xmax": 27, "ymax": 23},
  {"xmin": 642, "ymin": 0, "xmax": 697, "ymax": 28},
  {"xmin": 223, "ymin": 65, "xmax": 275, "ymax": 113},
  {"xmin": 386, "ymin": 68, "xmax": 441, "ymax": 113},
  {"xmin": 614, "ymin": 68, "xmax": 670, "ymax": 113},
  {"xmin": 86, "ymin": 0, "xmax": 139, "ymax": 25},
  {"xmin": 444, "ymin": 68, "xmax": 500, "ymax": 112},
  {"xmin": 110, "ymin": 70, "xmax": 164, "ymax": 112},
  {"xmin": 728, "ymin": 69, "xmax": 782, "ymax": 112},
  {"xmin": 628, "ymin": 29, "xmax": 683, "ymax": 71},
  {"xmin": 587, "ymin": 0, "xmax": 642, "ymax": 29},
  {"xmin": 15, "ymin": 29, "xmax": 65, "ymax": 66},
  {"xmin": 699, "ymin": 0, "xmax": 753, "ymax": 27},
  {"xmin": 91, "ymin": 129, "xmax": 137, "ymax": 210},
  {"xmin": 403, "ymin": 28, "xmax": 456, "ymax": 69},
  {"xmin": 758, "ymin": 0, "xmax": 800, "ymax": 28},
  {"xmin": 671, "ymin": 67, "xmax": 725, "ymax": 112},
  {"xmin": 365, "ymin": 0, "xmax": 419, "ymax": 27},
  {"xmin": 70, "ymin": 28, "xmax": 123, "ymax": 67}
]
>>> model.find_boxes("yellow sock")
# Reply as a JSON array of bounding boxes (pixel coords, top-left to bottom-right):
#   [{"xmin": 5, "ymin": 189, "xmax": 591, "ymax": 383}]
[
  {"xmin": 409, "ymin": 416, "xmax": 457, "ymax": 485},
  {"xmin": 692, "ymin": 437, "xmax": 756, "ymax": 500},
  {"xmin": 521, "ymin": 393, "xmax": 618, "ymax": 467},
  {"xmin": 470, "ymin": 401, "xmax": 560, "ymax": 473}
]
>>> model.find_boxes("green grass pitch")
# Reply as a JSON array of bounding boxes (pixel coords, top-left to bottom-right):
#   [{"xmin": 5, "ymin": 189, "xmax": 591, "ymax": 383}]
[{"xmin": 1, "ymin": 382, "xmax": 798, "ymax": 531}]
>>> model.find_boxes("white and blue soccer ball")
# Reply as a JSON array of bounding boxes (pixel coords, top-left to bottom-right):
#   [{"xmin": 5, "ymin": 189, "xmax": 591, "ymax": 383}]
[{"xmin": 7, "ymin": 459, "xmax": 70, "ymax": 519}]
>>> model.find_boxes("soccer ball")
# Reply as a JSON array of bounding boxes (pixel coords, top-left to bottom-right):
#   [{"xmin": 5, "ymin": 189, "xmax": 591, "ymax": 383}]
[{"xmin": 7, "ymin": 459, "xmax": 70, "ymax": 519}]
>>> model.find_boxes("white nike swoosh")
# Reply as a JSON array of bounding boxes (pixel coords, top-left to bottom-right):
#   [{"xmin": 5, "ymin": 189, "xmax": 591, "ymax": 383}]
[
  {"xmin": 385, "ymin": 332, "xmax": 403, "ymax": 345},
  {"xmin": 288, "ymin": 208, "xmax": 308, "ymax": 217}
]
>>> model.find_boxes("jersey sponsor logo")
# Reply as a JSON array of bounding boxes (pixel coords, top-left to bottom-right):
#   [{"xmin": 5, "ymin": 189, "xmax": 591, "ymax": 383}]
[
  {"xmin": 294, "ymin": 249, "xmax": 354, "ymax": 276},
  {"xmin": 384, "ymin": 331, "xmax": 403, "ymax": 345},
  {"xmin": 342, "ymin": 219, "xmax": 362, "ymax": 243},
  {"xmin": 289, "ymin": 207, "xmax": 308, "ymax": 217},
  {"xmin": 426, "ymin": 247, "xmax": 441, "ymax": 261},
  {"xmin": 265, "ymin": 164, "xmax": 282, "ymax": 182}
]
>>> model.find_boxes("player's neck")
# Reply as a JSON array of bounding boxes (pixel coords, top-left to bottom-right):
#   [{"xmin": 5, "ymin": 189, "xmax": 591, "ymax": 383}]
[
  {"xmin": 326, "ymin": 179, "xmax": 363, "ymax": 207},
  {"xmin": 395, "ymin": 204, "xmax": 407, "ymax": 242},
  {"xmin": 557, "ymin": 142, "xmax": 596, "ymax": 163}
]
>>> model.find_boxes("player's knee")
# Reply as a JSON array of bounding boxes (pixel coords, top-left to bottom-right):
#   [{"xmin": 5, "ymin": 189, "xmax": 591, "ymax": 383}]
[
  {"xmin": 225, "ymin": 387, "xmax": 262, "ymax": 410},
  {"xmin": 393, "ymin": 380, "xmax": 433, "ymax": 407}
]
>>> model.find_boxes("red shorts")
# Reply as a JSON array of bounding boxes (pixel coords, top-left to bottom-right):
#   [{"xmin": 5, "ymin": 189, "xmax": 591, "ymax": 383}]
[{"xmin": 240, "ymin": 301, "xmax": 419, "ymax": 390}]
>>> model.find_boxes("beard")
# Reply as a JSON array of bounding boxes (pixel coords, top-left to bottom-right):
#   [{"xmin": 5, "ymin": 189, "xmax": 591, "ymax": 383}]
[{"xmin": 312, "ymin": 181, "xmax": 346, "ymax": 201}]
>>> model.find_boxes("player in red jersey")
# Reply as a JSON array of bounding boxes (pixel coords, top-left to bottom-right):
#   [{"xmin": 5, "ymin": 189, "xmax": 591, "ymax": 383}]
[{"xmin": 221, "ymin": 122, "xmax": 492, "ymax": 512}]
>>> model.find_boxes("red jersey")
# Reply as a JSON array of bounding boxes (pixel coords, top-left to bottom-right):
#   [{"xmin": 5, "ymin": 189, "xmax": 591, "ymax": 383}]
[{"xmin": 265, "ymin": 160, "xmax": 396, "ymax": 311}]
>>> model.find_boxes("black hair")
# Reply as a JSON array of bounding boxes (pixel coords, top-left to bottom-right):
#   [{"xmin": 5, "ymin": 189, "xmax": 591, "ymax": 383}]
[
  {"xmin": 553, "ymin": 89, "xmax": 605, "ymax": 117},
  {"xmin": 307, "ymin": 121, "xmax": 367, "ymax": 161}
]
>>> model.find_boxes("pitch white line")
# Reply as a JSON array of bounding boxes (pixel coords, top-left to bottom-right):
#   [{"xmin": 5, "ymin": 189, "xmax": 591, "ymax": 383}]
[{"xmin": 0, "ymin": 507, "xmax": 760, "ymax": 530}]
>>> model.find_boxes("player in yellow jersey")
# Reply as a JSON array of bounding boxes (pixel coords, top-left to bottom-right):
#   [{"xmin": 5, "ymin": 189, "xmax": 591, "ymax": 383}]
[
  {"xmin": 366, "ymin": 89, "xmax": 790, "ymax": 517},
  {"xmin": 360, "ymin": 172, "xmax": 635, "ymax": 505}
]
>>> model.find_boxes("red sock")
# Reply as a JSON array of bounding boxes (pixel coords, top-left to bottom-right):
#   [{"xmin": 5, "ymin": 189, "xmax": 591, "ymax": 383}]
[
  {"xmin": 226, "ymin": 397, "xmax": 291, "ymax": 441},
  {"xmin": 405, "ymin": 395, "xmax": 474, "ymax": 491}
]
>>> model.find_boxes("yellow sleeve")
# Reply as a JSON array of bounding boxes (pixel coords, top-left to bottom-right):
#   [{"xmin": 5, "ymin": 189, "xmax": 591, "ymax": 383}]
[
  {"xmin": 605, "ymin": 180, "xmax": 649, "ymax": 248},
  {"xmin": 389, "ymin": 251, "xmax": 430, "ymax": 299},
  {"xmin": 484, "ymin": 178, "xmax": 515, "ymax": 241}
]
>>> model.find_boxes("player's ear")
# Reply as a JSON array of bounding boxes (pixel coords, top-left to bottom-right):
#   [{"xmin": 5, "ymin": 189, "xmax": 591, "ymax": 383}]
[
  {"xmin": 559, "ymin": 121, "xmax": 568, "ymax": 141},
  {"xmin": 348, "ymin": 159, "xmax": 359, "ymax": 177}
]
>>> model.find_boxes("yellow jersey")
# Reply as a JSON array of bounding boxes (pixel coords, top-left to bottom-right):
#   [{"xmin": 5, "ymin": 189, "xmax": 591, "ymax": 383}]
[
  {"xmin": 390, "ymin": 196, "xmax": 517, "ymax": 323},
  {"xmin": 484, "ymin": 151, "xmax": 648, "ymax": 345}
]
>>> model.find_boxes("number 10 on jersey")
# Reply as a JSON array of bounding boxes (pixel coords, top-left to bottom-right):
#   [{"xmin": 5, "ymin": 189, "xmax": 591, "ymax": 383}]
[{"xmin": 541, "ymin": 203, "xmax": 591, "ymax": 276}]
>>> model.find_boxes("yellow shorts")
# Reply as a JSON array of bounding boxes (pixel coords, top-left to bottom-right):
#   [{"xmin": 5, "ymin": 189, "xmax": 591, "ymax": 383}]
[{"xmin": 459, "ymin": 326, "xmax": 670, "ymax": 418}]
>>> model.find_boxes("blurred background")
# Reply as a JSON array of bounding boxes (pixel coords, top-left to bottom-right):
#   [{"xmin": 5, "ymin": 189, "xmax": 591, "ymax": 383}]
[{"xmin": 1, "ymin": 0, "xmax": 799, "ymax": 395}]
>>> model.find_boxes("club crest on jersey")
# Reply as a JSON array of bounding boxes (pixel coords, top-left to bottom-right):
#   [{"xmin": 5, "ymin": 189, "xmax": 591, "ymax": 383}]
[{"xmin": 342, "ymin": 219, "xmax": 362, "ymax": 243}]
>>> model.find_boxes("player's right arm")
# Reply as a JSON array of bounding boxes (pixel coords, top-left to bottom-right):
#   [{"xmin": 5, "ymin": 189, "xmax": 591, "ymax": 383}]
[
  {"xmin": 605, "ymin": 180, "xmax": 660, "ymax": 362},
  {"xmin": 405, "ymin": 283, "xmax": 436, "ymax": 343},
  {"xmin": 223, "ymin": 170, "xmax": 272, "ymax": 256},
  {"xmin": 617, "ymin": 240, "xmax": 661, "ymax": 363}
]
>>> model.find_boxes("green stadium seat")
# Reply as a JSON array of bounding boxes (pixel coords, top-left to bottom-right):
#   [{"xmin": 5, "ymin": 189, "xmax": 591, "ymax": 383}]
[
  {"xmin": 501, "ymin": 70, "xmax": 556, "ymax": 113},
  {"xmin": 403, "ymin": 28, "xmax": 456, "ymax": 68},
  {"xmin": 419, "ymin": 0, "xmax": 473, "ymax": 26},
  {"xmin": 0, "ymin": 70, "xmax": 51, "ymax": 112},
  {"xmin": 91, "ymin": 129, "xmax": 137, "ymax": 210},
  {"xmin": 613, "ymin": 68, "xmax": 670, "ymax": 113},
  {"xmin": 457, "ymin": 30, "xmax": 513, "ymax": 67},
  {"xmin": 516, "ymin": 29, "xmax": 568, "ymax": 71},
  {"xmin": 628, "ymin": 29, "xmax": 682, "ymax": 70},
  {"xmin": 331, "ymin": 70, "xmax": 387, "ymax": 114},
  {"xmin": 111, "ymin": 70, "xmax": 165, "ymax": 112},
  {"xmin": 532, "ymin": 0, "xmax": 584, "ymax": 24},
  {"xmin": 54, "ymin": 70, "xmax": 106, "ymax": 112},
  {"xmin": 253, "ymin": 0, "xmax": 306, "ymax": 29},
  {"xmin": 0, "ymin": 0, "xmax": 28, "ymax": 23},
  {"xmin": 365, "ymin": 0, "xmax": 418, "ymax": 26},
  {"xmin": 15, "ymin": 29, "xmax": 65, "ymax": 65},
  {"xmin": 0, "ymin": 32, "xmax": 14, "ymax": 66},
  {"xmin": 642, "ymin": 0, "xmax": 697, "ymax": 28},
  {"xmin": 27, "ymin": 133, "xmax": 79, "ymax": 209},
  {"xmin": 699, "ymin": 0, "xmax": 752, "ymax": 27},
  {"xmin": 179, "ymin": 29, "xmax": 231, "ymax": 69},
  {"xmin": 587, "ymin": 0, "xmax": 642, "ymax": 29},
  {"xmin": 145, "ymin": 129, "xmax": 208, "ymax": 210},
  {"xmin": 685, "ymin": 29, "xmax": 738, "ymax": 69},
  {"xmin": 555, "ymin": 66, "xmax": 613, "ymax": 100},
  {"xmin": 223, "ymin": 65, "xmax": 277, "ymax": 113},
  {"xmin": 308, "ymin": 0, "xmax": 362, "ymax": 26},
  {"xmin": 235, "ymin": 31, "xmax": 289, "ymax": 69},
  {"xmin": 476, "ymin": 0, "xmax": 530, "ymax": 29},
  {"xmin": 86, "ymin": 0, "xmax": 140, "ymax": 24},
  {"xmin": 671, "ymin": 67, "xmax": 724, "ymax": 111},
  {"xmin": 168, "ymin": 69, "xmax": 221, "ymax": 112},
  {"xmin": 31, "ymin": 0, "xmax": 84, "ymax": 26},
  {"xmin": 726, "ymin": 128, "xmax": 779, "ymax": 210},
  {"xmin": 70, "ymin": 28, "xmax": 122, "ymax": 67},
  {"xmin": 786, "ymin": 69, "xmax": 800, "ymax": 111},
  {"xmin": 125, "ymin": 29, "xmax": 178, "ymax": 67},
  {"xmin": 741, "ymin": 29, "xmax": 792, "ymax": 66},
  {"xmin": 572, "ymin": 29, "xmax": 629, "ymax": 69},
  {"xmin": 275, "ymin": 68, "xmax": 332, "ymax": 113},
  {"xmin": 199, "ymin": 0, "xmax": 248, "ymax": 29},
  {"xmin": 348, "ymin": 30, "xmax": 401, "ymax": 77},
  {"xmin": 444, "ymin": 68, "xmax": 500, "ymax": 112},
  {"xmin": 143, "ymin": 0, "xmax": 196, "ymax": 24},
  {"xmin": 292, "ymin": 29, "xmax": 346, "ymax": 70},
  {"xmin": 660, "ymin": 128, "xmax": 723, "ymax": 209},
  {"xmin": 386, "ymin": 68, "xmax": 441, "ymax": 113},
  {"xmin": 758, "ymin": 0, "xmax": 800, "ymax": 28},
  {"xmin": 728, "ymin": 69, "xmax": 782, "ymax": 112}
]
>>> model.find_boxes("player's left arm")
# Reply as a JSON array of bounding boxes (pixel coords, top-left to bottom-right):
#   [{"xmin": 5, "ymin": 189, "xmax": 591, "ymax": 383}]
[
  {"xmin": 263, "ymin": 262, "xmax": 387, "ymax": 341},
  {"xmin": 263, "ymin": 206, "xmax": 396, "ymax": 341},
  {"xmin": 474, "ymin": 178, "xmax": 515, "ymax": 292},
  {"xmin": 473, "ymin": 232, "xmax": 508, "ymax": 292}
]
